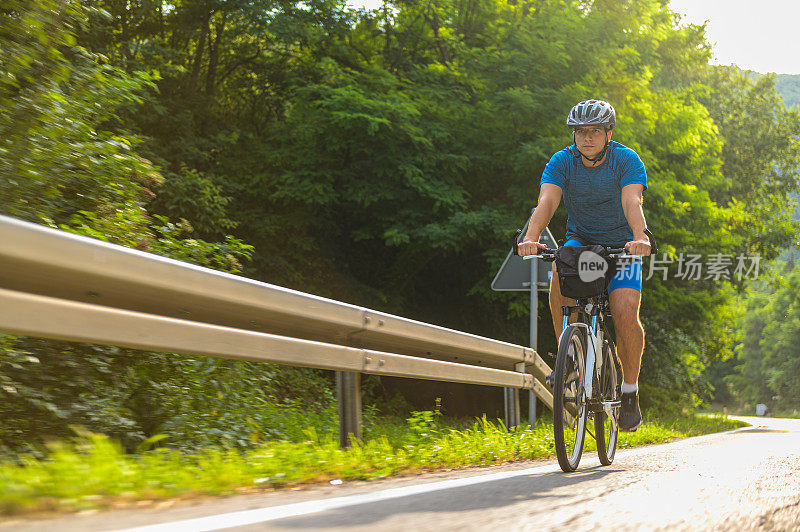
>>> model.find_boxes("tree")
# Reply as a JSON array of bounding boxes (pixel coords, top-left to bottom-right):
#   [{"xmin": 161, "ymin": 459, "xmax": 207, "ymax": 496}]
[
  {"xmin": 729, "ymin": 266, "xmax": 800, "ymax": 413},
  {"xmin": 0, "ymin": 0, "xmax": 158, "ymax": 228},
  {"xmin": 0, "ymin": 0, "xmax": 256, "ymax": 455}
]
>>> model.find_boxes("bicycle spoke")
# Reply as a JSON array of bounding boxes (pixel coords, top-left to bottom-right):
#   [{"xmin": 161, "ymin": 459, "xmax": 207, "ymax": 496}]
[{"xmin": 595, "ymin": 340, "xmax": 619, "ymax": 466}]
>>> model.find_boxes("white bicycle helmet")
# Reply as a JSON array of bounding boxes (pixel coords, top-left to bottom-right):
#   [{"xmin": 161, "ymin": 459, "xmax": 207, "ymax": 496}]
[{"xmin": 566, "ymin": 99, "xmax": 616, "ymax": 130}]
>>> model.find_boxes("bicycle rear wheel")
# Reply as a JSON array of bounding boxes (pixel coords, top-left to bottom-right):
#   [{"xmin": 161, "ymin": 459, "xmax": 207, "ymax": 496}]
[
  {"xmin": 553, "ymin": 325, "xmax": 588, "ymax": 472},
  {"xmin": 595, "ymin": 339, "xmax": 620, "ymax": 465}
]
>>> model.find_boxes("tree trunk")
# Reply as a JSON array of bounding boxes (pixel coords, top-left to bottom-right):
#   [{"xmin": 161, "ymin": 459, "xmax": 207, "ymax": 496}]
[
  {"xmin": 205, "ymin": 11, "xmax": 227, "ymax": 97},
  {"xmin": 187, "ymin": 8, "xmax": 212, "ymax": 98},
  {"xmin": 425, "ymin": 7, "xmax": 450, "ymax": 64}
]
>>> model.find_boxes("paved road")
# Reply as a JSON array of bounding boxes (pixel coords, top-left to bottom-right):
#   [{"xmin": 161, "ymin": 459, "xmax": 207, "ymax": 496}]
[{"xmin": 3, "ymin": 416, "xmax": 799, "ymax": 531}]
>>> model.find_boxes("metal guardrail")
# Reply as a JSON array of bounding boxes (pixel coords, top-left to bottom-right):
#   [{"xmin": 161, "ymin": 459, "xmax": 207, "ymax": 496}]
[
  {"xmin": 0, "ymin": 288, "xmax": 532, "ymax": 388},
  {"xmin": 0, "ymin": 215, "xmax": 554, "ymax": 446}
]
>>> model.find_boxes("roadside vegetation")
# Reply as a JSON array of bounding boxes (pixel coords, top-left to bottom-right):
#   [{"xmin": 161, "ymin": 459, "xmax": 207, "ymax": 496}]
[{"xmin": 0, "ymin": 411, "xmax": 745, "ymax": 517}]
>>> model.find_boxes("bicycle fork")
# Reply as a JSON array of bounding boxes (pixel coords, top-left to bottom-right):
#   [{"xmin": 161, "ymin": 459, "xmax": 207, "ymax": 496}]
[
  {"xmin": 561, "ymin": 321, "xmax": 598, "ymax": 399},
  {"xmin": 559, "ymin": 306, "xmax": 620, "ymax": 431}
]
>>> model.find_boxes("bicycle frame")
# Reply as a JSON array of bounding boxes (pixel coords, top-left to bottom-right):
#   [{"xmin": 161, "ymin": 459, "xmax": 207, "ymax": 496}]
[
  {"xmin": 558, "ymin": 300, "xmax": 619, "ymax": 432},
  {"xmin": 558, "ymin": 304, "xmax": 603, "ymax": 401}
]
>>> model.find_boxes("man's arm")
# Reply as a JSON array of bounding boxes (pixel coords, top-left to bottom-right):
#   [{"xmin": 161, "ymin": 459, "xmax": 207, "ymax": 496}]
[
  {"xmin": 518, "ymin": 183, "xmax": 562, "ymax": 255},
  {"xmin": 621, "ymin": 183, "xmax": 651, "ymax": 256}
]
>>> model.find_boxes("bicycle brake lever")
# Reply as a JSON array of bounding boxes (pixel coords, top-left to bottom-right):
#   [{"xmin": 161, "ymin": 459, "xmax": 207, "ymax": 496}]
[
  {"xmin": 644, "ymin": 228, "xmax": 658, "ymax": 255},
  {"xmin": 512, "ymin": 229, "xmax": 522, "ymax": 256}
]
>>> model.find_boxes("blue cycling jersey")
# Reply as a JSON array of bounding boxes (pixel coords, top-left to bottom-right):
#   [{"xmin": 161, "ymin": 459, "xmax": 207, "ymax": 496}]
[{"xmin": 540, "ymin": 141, "xmax": 647, "ymax": 247}]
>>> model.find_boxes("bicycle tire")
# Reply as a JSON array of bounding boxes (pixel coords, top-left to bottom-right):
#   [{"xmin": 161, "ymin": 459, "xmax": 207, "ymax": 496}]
[
  {"xmin": 595, "ymin": 339, "xmax": 619, "ymax": 465},
  {"xmin": 553, "ymin": 325, "xmax": 588, "ymax": 472}
]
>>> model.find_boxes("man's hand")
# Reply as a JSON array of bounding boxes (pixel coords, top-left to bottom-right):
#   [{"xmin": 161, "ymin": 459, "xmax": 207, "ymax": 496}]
[
  {"xmin": 518, "ymin": 239, "xmax": 547, "ymax": 256},
  {"xmin": 624, "ymin": 238, "xmax": 651, "ymax": 256}
]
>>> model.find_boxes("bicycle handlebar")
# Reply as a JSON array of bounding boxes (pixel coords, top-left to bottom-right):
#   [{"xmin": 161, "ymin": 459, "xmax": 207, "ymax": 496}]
[
  {"xmin": 512, "ymin": 228, "xmax": 658, "ymax": 258},
  {"xmin": 522, "ymin": 247, "xmax": 632, "ymax": 261}
]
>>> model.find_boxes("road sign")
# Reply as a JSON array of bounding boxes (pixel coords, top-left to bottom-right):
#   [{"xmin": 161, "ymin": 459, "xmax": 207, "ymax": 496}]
[
  {"xmin": 491, "ymin": 224, "xmax": 557, "ymax": 292},
  {"xmin": 492, "ymin": 221, "xmax": 559, "ymax": 429}
]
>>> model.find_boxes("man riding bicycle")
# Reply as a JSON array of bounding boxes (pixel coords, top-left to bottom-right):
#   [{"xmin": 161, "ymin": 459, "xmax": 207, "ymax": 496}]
[{"xmin": 516, "ymin": 99, "xmax": 651, "ymax": 432}]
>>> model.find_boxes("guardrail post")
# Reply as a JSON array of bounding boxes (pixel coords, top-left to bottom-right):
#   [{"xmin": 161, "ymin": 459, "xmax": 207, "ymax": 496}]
[
  {"xmin": 336, "ymin": 370, "xmax": 361, "ymax": 448},
  {"xmin": 528, "ymin": 392, "xmax": 537, "ymax": 427},
  {"xmin": 504, "ymin": 388, "xmax": 520, "ymax": 429}
]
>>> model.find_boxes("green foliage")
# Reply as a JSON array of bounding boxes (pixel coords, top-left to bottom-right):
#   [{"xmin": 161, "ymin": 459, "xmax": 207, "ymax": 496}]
[
  {"xmin": 0, "ymin": 0, "xmax": 159, "ymax": 227},
  {"xmin": 148, "ymin": 167, "xmax": 239, "ymax": 239},
  {"xmin": 0, "ymin": 333, "xmax": 340, "ymax": 456},
  {"xmin": 403, "ymin": 398, "xmax": 443, "ymax": 444},
  {"xmin": 0, "ymin": 337, "xmax": 130, "ymax": 458},
  {"xmin": 701, "ymin": 67, "xmax": 800, "ymax": 254},
  {"xmin": 0, "ymin": 0, "xmax": 265, "ymax": 456},
  {"xmin": 727, "ymin": 261, "xmax": 800, "ymax": 413}
]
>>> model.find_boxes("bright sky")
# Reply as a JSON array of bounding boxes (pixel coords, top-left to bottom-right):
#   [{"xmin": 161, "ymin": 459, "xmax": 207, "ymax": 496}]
[
  {"xmin": 669, "ymin": 0, "xmax": 799, "ymax": 75},
  {"xmin": 347, "ymin": 0, "xmax": 800, "ymax": 75}
]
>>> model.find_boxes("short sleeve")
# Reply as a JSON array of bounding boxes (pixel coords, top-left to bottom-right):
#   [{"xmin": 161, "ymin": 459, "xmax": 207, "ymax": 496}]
[
  {"xmin": 540, "ymin": 151, "xmax": 568, "ymax": 189},
  {"xmin": 620, "ymin": 149, "xmax": 647, "ymax": 191}
]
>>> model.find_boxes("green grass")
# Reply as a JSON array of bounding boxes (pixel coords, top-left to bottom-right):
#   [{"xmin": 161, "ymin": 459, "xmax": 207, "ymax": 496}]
[{"xmin": 0, "ymin": 413, "xmax": 746, "ymax": 517}]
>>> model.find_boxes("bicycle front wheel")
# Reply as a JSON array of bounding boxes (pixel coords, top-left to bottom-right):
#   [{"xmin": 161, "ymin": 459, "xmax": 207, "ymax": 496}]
[
  {"xmin": 553, "ymin": 325, "xmax": 588, "ymax": 472},
  {"xmin": 595, "ymin": 340, "xmax": 620, "ymax": 465}
]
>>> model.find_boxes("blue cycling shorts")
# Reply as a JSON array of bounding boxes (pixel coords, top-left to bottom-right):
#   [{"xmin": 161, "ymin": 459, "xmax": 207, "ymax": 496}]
[{"xmin": 564, "ymin": 238, "xmax": 642, "ymax": 293}]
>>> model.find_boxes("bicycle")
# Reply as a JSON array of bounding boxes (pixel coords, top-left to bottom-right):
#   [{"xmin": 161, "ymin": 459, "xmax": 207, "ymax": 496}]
[{"xmin": 513, "ymin": 230, "xmax": 655, "ymax": 472}]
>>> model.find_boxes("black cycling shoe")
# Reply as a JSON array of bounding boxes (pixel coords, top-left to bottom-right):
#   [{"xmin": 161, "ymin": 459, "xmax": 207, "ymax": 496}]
[{"xmin": 619, "ymin": 391, "xmax": 642, "ymax": 432}]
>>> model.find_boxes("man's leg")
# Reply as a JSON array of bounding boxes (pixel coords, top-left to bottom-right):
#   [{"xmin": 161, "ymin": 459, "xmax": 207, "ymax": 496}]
[
  {"xmin": 609, "ymin": 285, "xmax": 644, "ymax": 431},
  {"xmin": 549, "ymin": 262, "xmax": 577, "ymax": 339},
  {"xmin": 549, "ymin": 238, "xmax": 584, "ymax": 339},
  {"xmin": 608, "ymin": 287, "xmax": 644, "ymax": 385}
]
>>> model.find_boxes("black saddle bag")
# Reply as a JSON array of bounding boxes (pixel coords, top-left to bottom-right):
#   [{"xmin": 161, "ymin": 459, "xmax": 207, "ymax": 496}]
[{"xmin": 554, "ymin": 245, "xmax": 618, "ymax": 299}]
